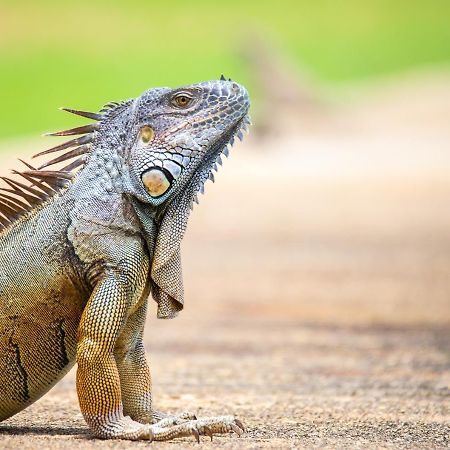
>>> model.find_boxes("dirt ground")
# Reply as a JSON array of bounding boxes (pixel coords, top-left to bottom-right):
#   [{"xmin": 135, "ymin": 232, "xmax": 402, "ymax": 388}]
[{"xmin": 0, "ymin": 72, "xmax": 449, "ymax": 449}]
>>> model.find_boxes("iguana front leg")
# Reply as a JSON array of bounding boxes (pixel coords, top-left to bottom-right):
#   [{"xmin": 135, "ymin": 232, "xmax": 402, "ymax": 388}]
[
  {"xmin": 77, "ymin": 268, "xmax": 244, "ymax": 441},
  {"xmin": 76, "ymin": 269, "xmax": 154, "ymax": 439}
]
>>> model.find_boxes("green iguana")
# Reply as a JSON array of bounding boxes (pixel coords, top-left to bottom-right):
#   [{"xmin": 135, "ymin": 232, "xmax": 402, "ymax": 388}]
[{"xmin": 0, "ymin": 77, "xmax": 250, "ymax": 441}]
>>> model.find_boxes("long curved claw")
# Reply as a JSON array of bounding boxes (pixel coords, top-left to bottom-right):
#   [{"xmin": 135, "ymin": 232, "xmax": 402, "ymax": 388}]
[
  {"xmin": 203, "ymin": 426, "xmax": 213, "ymax": 441},
  {"xmin": 234, "ymin": 418, "xmax": 246, "ymax": 433},
  {"xmin": 192, "ymin": 427, "xmax": 200, "ymax": 443}
]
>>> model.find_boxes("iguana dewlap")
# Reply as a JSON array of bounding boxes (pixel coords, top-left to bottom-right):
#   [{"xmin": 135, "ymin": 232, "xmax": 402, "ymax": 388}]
[{"xmin": 0, "ymin": 77, "xmax": 250, "ymax": 441}]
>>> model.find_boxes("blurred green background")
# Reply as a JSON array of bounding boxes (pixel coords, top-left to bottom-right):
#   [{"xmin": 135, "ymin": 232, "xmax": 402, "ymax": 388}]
[{"xmin": 0, "ymin": 0, "xmax": 449, "ymax": 139}]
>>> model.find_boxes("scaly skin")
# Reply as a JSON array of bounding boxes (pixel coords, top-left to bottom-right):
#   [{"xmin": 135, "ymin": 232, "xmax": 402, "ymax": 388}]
[{"xmin": 0, "ymin": 78, "xmax": 250, "ymax": 441}]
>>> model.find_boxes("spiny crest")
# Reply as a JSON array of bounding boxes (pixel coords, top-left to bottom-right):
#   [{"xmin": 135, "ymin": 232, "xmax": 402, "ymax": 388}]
[
  {"xmin": 219, "ymin": 74, "xmax": 233, "ymax": 82},
  {"xmin": 0, "ymin": 107, "xmax": 103, "ymax": 232}
]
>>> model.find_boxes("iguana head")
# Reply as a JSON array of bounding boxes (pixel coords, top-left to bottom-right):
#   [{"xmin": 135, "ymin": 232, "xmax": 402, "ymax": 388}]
[{"xmin": 121, "ymin": 78, "xmax": 250, "ymax": 207}]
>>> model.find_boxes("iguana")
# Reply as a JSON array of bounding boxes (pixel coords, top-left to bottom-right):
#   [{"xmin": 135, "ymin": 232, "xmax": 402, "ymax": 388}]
[{"xmin": 0, "ymin": 77, "xmax": 250, "ymax": 442}]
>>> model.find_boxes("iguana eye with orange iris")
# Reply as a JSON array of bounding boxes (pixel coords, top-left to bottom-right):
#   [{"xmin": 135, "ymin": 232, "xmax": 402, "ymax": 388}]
[
  {"xmin": 140, "ymin": 126, "xmax": 154, "ymax": 143},
  {"xmin": 172, "ymin": 93, "xmax": 193, "ymax": 108}
]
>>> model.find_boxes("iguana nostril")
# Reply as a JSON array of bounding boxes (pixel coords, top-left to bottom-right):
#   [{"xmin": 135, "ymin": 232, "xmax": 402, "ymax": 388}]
[{"xmin": 141, "ymin": 168, "xmax": 172, "ymax": 198}]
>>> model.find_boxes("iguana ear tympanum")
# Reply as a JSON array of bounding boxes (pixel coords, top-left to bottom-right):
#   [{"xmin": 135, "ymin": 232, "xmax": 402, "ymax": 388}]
[{"xmin": 0, "ymin": 77, "xmax": 250, "ymax": 441}]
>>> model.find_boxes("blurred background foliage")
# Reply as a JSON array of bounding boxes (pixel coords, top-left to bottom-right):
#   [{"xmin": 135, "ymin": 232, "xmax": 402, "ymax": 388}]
[{"xmin": 0, "ymin": 0, "xmax": 449, "ymax": 138}]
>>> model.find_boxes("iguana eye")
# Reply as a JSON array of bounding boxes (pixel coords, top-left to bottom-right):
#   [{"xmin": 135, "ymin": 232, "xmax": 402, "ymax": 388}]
[
  {"xmin": 140, "ymin": 126, "xmax": 154, "ymax": 143},
  {"xmin": 172, "ymin": 93, "xmax": 193, "ymax": 108}
]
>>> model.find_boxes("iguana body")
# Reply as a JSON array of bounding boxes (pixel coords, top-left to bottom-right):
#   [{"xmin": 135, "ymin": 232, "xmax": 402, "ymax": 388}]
[{"xmin": 0, "ymin": 78, "xmax": 249, "ymax": 441}]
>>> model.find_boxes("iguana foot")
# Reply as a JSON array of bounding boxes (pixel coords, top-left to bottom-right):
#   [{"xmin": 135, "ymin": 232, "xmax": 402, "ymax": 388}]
[
  {"xmin": 89, "ymin": 413, "xmax": 243, "ymax": 441},
  {"xmin": 150, "ymin": 415, "xmax": 245, "ymax": 442}
]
